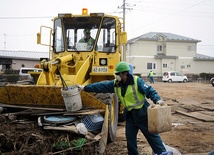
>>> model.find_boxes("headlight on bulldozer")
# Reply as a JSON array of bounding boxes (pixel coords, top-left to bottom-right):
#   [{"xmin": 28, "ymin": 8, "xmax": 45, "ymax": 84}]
[{"xmin": 99, "ymin": 58, "xmax": 107, "ymax": 66}]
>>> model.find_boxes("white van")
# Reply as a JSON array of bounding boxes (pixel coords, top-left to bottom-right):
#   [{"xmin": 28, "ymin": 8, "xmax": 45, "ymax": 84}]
[
  {"xmin": 162, "ymin": 71, "xmax": 188, "ymax": 83},
  {"xmin": 19, "ymin": 68, "xmax": 42, "ymax": 80}
]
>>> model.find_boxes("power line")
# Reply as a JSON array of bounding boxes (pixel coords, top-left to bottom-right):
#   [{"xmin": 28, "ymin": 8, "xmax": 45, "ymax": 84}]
[
  {"xmin": 117, "ymin": 0, "xmax": 137, "ymax": 31},
  {"xmin": 130, "ymin": 0, "xmax": 208, "ymax": 32}
]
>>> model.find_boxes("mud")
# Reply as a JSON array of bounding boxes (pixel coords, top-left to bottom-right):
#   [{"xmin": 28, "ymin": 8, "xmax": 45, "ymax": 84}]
[{"xmin": 0, "ymin": 82, "xmax": 214, "ymax": 154}]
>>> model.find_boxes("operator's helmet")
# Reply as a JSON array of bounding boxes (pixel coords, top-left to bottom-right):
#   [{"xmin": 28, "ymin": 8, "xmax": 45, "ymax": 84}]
[
  {"xmin": 115, "ymin": 61, "xmax": 130, "ymax": 74},
  {"xmin": 84, "ymin": 28, "xmax": 91, "ymax": 35}
]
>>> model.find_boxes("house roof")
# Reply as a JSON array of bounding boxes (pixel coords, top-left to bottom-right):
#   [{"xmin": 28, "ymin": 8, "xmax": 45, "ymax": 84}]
[
  {"xmin": 128, "ymin": 32, "xmax": 201, "ymax": 43},
  {"xmin": 0, "ymin": 50, "xmax": 49, "ymax": 61},
  {"xmin": 154, "ymin": 53, "xmax": 178, "ymax": 59},
  {"xmin": 154, "ymin": 53, "xmax": 214, "ymax": 60},
  {"xmin": 194, "ymin": 53, "xmax": 214, "ymax": 61}
]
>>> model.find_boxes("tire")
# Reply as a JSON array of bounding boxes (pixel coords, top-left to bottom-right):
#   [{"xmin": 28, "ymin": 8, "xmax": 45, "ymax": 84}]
[
  {"xmin": 183, "ymin": 79, "xmax": 187, "ymax": 83},
  {"xmin": 168, "ymin": 79, "xmax": 172, "ymax": 83},
  {"xmin": 94, "ymin": 93, "xmax": 118, "ymax": 143},
  {"xmin": 211, "ymin": 79, "xmax": 214, "ymax": 87}
]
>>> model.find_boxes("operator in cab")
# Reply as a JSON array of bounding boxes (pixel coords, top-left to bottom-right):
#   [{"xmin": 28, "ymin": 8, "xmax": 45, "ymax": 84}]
[
  {"xmin": 78, "ymin": 61, "xmax": 167, "ymax": 155},
  {"xmin": 78, "ymin": 28, "xmax": 95, "ymax": 49}
]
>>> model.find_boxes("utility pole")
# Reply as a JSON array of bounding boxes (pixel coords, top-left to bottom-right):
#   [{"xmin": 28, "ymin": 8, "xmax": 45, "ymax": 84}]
[
  {"xmin": 123, "ymin": 0, "xmax": 126, "ymax": 61},
  {"xmin": 118, "ymin": 0, "xmax": 135, "ymax": 61},
  {"xmin": 123, "ymin": 0, "xmax": 126, "ymax": 31},
  {"xmin": 4, "ymin": 33, "xmax": 6, "ymax": 49}
]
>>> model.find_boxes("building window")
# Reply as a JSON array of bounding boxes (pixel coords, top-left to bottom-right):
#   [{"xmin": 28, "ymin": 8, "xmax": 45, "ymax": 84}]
[
  {"xmin": 187, "ymin": 64, "xmax": 191, "ymax": 68},
  {"xmin": 163, "ymin": 63, "xmax": 167, "ymax": 68},
  {"xmin": 147, "ymin": 62, "xmax": 156, "ymax": 70},
  {"xmin": 181, "ymin": 65, "xmax": 185, "ymax": 69},
  {"xmin": 187, "ymin": 46, "xmax": 196, "ymax": 51},
  {"xmin": 157, "ymin": 45, "xmax": 163, "ymax": 52},
  {"xmin": 187, "ymin": 46, "xmax": 191, "ymax": 51}
]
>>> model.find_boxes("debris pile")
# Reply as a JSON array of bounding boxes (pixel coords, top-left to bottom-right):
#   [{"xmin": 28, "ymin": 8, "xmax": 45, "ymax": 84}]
[{"xmin": 0, "ymin": 105, "xmax": 104, "ymax": 154}]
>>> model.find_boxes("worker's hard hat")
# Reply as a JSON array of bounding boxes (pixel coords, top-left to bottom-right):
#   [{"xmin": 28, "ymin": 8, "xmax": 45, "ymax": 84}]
[
  {"xmin": 84, "ymin": 28, "xmax": 91, "ymax": 34},
  {"xmin": 115, "ymin": 61, "xmax": 130, "ymax": 73}
]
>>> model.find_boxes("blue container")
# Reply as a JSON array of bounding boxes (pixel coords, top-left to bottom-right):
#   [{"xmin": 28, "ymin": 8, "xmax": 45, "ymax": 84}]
[
  {"xmin": 82, "ymin": 113, "xmax": 104, "ymax": 131},
  {"xmin": 128, "ymin": 63, "xmax": 133, "ymax": 74}
]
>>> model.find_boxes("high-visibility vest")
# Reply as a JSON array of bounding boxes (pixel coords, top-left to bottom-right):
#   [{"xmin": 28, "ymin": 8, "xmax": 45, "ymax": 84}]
[
  {"xmin": 114, "ymin": 76, "xmax": 145, "ymax": 111},
  {"xmin": 149, "ymin": 72, "xmax": 154, "ymax": 77},
  {"xmin": 79, "ymin": 37, "xmax": 94, "ymax": 46}
]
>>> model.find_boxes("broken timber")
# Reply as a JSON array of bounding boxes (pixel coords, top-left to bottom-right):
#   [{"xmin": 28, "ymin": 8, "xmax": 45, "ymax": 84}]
[
  {"xmin": 0, "ymin": 103, "xmax": 105, "ymax": 117},
  {"xmin": 176, "ymin": 110, "xmax": 214, "ymax": 122}
]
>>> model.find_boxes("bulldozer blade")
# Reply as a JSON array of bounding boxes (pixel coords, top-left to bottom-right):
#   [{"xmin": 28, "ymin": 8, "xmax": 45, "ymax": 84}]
[
  {"xmin": 0, "ymin": 84, "xmax": 64, "ymax": 107},
  {"xmin": 0, "ymin": 84, "xmax": 106, "ymax": 110}
]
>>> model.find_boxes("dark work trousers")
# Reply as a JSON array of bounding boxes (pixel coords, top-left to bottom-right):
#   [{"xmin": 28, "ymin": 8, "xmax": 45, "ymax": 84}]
[
  {"xmin": 149, "ymin": 76, "xmax": 154, "ymax": 84},
  {"xmin": 124, "ymin": 101, "xmax": 166, "ymax": 155}
]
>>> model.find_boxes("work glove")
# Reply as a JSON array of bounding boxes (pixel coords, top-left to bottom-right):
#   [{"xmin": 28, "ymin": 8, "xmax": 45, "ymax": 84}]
[
  {"xmin": 76, "ymin": 85, "xmax": 85, "ymax": 91},
  {"xmin": 156, "ymin": 100, "xmax": 164, "ymax": 106}
]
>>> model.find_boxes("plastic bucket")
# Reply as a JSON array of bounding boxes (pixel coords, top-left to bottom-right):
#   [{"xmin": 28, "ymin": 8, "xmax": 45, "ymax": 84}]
[
  {"xmin": 148, "ymin": 104, "xmax": 172, "ymax": 134},
  {"xmin": 61, "ymin": 88, "xmax": 82, "ymax": 112}
]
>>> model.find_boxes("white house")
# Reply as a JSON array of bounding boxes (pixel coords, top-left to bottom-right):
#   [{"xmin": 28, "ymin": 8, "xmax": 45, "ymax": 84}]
[
  {"xmin": 126, "ymin": 32, "xmax": 214, "ymax": 76},
  {"xmin": 0, "ymin": 50, "xmax": 48, "ymax": 70}
]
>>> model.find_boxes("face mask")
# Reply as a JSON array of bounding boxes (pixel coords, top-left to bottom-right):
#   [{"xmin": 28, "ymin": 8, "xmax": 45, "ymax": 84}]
[{"xmin": 116, "ymin": 75, "xmax": 121, "ymax": 82}]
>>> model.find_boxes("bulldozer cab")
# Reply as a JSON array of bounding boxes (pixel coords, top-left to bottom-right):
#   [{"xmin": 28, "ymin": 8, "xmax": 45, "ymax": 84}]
[
  {"xmin": 37, "ymin": 9, "xmax": 127, "ymax": 86},
  {"xmin": 65, "ymin": 19, "xmax": 115, "ymax": 53}
]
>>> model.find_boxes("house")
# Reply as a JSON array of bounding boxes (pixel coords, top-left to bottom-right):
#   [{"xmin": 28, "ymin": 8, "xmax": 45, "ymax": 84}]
[
  {"xmin": 0, "ymin": 50, "xmax": 49, "ymax": 70},
  {"xmin": 126, "ymin": 32, "xmax": 214, "ymax": 77}
]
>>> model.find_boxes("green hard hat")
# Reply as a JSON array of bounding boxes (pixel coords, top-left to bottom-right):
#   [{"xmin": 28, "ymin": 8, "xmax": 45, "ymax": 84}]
[
  {"xmin": 84, "ymin": 28, "xmax": 91, "ymax": 34},
  {"xmin": 115, "ymin": 61, "xmax": 130, "ymax": 73}
]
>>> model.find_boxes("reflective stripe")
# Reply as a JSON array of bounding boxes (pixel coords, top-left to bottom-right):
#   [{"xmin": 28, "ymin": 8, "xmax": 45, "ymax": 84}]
[
  {"xmin": 114, "ymin": 76, "xmax": 145, "ymax": 111},
  {"xmin": 126, "ymin": 100, "xmax": 145, "ymax": 110},
  {"xmin": 126, "ymin": 84, "xmax": 145, "ymax": 110}
]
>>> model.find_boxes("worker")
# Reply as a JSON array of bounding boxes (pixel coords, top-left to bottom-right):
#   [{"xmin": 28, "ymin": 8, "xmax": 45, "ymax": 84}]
[
  {"xmin": 79, "ymin": 28, "xmax": 95, "ymax": 49},
  {"xmin": 148, "ymin": 70, "xmax": 154, "ymax": 84},
  {"xmin": 78, "ymin": 61, "xmax": 166, "ymax": 155}
]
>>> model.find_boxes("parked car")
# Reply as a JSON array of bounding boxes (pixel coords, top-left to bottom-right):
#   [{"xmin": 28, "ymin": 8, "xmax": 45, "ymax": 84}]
[
  {"xmin": 19, "ymin": 68, "xmax": 42, "ymax": 80},
  {"xmin": 210, "ymin": 77, "xmax": 214, "ymax": 87},
  {"xmin": 162, "ymin": 71, "xmax": 188, "ymax": 83}
]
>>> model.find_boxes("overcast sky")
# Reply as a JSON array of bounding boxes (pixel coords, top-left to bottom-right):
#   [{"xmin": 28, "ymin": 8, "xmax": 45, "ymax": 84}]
[{"xmin": 0, "ymin": 0, "xmax": 214, "ymax": 57}]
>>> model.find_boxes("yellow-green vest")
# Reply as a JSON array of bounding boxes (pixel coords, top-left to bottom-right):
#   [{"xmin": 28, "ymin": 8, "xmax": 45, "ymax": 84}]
[
  {"xmin": 79, "ymin": 37, "xmax": 94, "ymax": 46},
  {"xmin": 114, "ymin": 76, "xmax": 146, "ymax": 111},
  {"xmin": 149, "ymin": 72, "xmax": 154, "ymax": 77}
]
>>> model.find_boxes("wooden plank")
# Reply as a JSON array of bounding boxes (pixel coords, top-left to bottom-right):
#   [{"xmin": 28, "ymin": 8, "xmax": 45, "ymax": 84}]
[
  {"xmin": 25, "ymin": 109, "xmax": 104, "ymax": 116},
  {"xmin": 0, "ymin": 103, "xmax": 65, "ymax": 111},
  {"xmin": 43, "ymin": 125, "xmax": 78, "ymax": 133},
  {"xmin": 194, "ymin": 103, "xmax": 214, "ymax": 111},
  {"xmin": 99, "ymin": 105, "xmax": 109, "ymax": 154},
  {"xmin": 31, "ymin": 111, "xmax": 66, "ymax": 116},
  {"xmin": 176, "ymin": 110, "xmax": 214, "ymax": 122},
  {"xmin": 64, "ymin": 109, "xmax": 105, "ymax": 116}
]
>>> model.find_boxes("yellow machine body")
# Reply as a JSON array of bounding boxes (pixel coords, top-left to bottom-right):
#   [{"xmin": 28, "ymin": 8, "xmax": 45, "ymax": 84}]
[
  {"xmin": 0, "ymin": 9, "xmax": 127, "ymax": 106},
  {"xmin": 0, "ymin": 9, "xmax": 127, "ymax": 151}
]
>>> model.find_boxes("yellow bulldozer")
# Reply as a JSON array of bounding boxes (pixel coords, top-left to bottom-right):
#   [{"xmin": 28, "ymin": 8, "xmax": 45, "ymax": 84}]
[{"xmin": 0, "ymin": 8, "xmax": 127, "ymax": 153}]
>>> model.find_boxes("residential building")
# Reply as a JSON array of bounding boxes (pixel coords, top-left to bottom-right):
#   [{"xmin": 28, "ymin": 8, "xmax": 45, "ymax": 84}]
[
  {"xmin": 0, "ymin": 50, "xmax": 48, "ymax": 70},
  {"xmin": 126, "ymin": 32, "xmax": 214, "ymax": 76}
]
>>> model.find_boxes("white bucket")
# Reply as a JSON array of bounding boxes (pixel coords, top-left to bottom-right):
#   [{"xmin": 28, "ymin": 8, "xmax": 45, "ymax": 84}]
[{"xmin": 61, "ymin": 88, "xmax": 82, "ymax": 112}]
